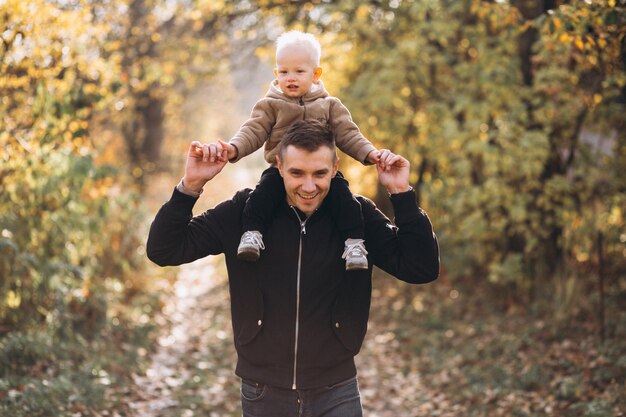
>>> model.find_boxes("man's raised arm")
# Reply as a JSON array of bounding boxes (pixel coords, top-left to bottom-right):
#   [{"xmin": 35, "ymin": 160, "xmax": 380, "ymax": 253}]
[
  {"xmin": 365, "ymin": 149, "xmax": 440, "ymax": 284},
  {"xmin": 146, "ymin": 141, "xmax": 233, "ymax": 266}
]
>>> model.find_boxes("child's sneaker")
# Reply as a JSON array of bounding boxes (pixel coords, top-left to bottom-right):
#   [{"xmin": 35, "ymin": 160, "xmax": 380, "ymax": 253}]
[
  {"xmin": 237, "ymin": 231, "xmax": 265, "ymax": 261},
  {"xmin": 342, "ymin": 238, "xmax": 368, "ymax": 271}
]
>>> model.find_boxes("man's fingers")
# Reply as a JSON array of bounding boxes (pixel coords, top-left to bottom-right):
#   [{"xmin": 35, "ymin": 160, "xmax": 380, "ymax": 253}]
[
  {"xmin": 188, "ymin": 141, "xmax": 230, "ymax": 163},
  {"xmin": 209, "ymin": 144, "xmax": 218, "ymax": 162},
  {"xmin": 377, "ymin": 150, "xmax": 408, "ymax": 172},
  {"xmin": 203, "ymin": 144, "xmax": 209, "ymax": 162},
  {"xmin": 377, "ymin": 149, "xmax": 388, "ymax": 168},
  {"xmin": 189, "ymin": 141, "xmax": 203, "ymax": 156},
  {"xmin": 378, "ymin": 149, "xmax": 396, "ymax": 169},
  {"xmin": 387, "ymin": 154, "xmax": 404, "ymax": 167}
]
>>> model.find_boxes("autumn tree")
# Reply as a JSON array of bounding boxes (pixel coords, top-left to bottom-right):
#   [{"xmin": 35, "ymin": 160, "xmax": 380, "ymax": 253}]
[
  {"xmin": 100, "ymin": 0, "xmax": 308, "ymax": 187},
  {"xmin": 288, "ymin": 1, "xmax": 626, "ymax": 304},
  {"xmin": 0, "ymin": 0, "xmax": 143, "ymax": 331}
]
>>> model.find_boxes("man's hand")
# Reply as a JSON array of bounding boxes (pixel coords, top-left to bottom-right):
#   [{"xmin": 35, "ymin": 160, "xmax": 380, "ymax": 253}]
[
  {"xmin": 182, "ymin": 141, "xmax": 229, "ymax": 193},
  {"xmin": 376, "ymin": 149, "xmax": 411, "ymax": 194}
]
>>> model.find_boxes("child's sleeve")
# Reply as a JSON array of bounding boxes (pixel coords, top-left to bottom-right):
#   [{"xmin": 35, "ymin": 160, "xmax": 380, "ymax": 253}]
[
  {"xmin": 329, "ymin": 98, "xmax": 377, "ymax": 165},
  {"xmin": 230, "ymin": 99, "xmax": 276, "ymax": 162}
]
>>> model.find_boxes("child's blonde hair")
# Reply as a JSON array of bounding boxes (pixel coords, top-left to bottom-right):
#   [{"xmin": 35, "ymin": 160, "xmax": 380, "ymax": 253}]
[{"xmin": 275, "ymin": 31, "xmax": 321, "ymax": 67}]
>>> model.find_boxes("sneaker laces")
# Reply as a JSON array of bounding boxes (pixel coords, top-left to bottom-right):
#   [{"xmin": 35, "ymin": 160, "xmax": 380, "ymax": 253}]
[
  {"xmin": 241, "ymin": 231, "xmax": 265, "ymax": 250},
  {"xmin": 342, "ymin": 239, "xmax": 368, "ymax": 259}
]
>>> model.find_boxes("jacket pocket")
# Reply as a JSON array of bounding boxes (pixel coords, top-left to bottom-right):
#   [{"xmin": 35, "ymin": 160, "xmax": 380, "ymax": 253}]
[
  {"xmin": 236, "ymin": 288, "xmax": 265, "ymax": 346},
  {"xmin": 330, "ymin": 273, "xmax": 371, "ymax": 353},
  {"xmin": 330, "ymin": 296, "xmax": 367, "ymax": 353}
]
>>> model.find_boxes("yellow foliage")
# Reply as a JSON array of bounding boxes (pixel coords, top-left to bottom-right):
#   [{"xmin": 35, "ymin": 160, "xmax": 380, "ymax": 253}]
[
  {"xmin": 356, "ymin": 4, "xmax": 371, "ymax": 20},
  {"xmin": 608, "ymin": 206, "xmax": 623, "ymax": 226},
  {"xmin": 574, "ymin": 37, "xmax": 584, "ymax": 50},
  {"xmin": 6, "ymin": 291, "xmax": 21, "ymax": 309}
]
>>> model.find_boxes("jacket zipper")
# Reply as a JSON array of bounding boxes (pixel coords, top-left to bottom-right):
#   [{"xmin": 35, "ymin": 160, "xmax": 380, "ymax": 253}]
[
  {"xmin": 290, "ymin": 207, "xmax": 308, "ymax": 390},
  {"xmin": 299, "ymin": 96, "xmax": 306, "ymax": 119}
]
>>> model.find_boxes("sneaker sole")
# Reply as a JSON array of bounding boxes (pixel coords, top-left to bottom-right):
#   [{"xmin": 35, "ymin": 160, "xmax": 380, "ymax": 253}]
[
  {"xmin": 346, "ymin": 262, "xmax": 368, "ymax": 271},
  {"xmin": 237, "ymin": 250, "xmax": 260, "ymax": 262}
]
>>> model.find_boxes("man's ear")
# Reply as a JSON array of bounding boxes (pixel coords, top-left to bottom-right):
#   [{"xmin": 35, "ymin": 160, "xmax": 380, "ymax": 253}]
[
  {"xmin": 313, "ymin": 67, "xmax": 322, "ymax": 82},
  {"xmin": 276, "ymin": 155, "xmax": 284, "ymax": 177},
  {"xmin": 332, "ymin": 156, "xmax": 339, "ymax": 177}
]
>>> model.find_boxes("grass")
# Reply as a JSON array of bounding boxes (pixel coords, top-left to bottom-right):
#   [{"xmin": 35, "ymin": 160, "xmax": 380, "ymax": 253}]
[{"xmin": 0, "ymin": 275, "xmax": 167, "ymax": 417}]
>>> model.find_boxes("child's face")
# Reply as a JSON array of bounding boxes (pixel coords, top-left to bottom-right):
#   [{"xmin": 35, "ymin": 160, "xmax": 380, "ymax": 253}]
[{"xmin": 274, "ymin": 45, "xmax": 322, "ymax": 98}]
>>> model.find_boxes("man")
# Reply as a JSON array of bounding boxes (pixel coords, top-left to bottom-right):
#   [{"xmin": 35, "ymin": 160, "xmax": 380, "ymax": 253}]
[{"xmin": 147, "ymin": 120, "xmax": 439, "ymax": 417}]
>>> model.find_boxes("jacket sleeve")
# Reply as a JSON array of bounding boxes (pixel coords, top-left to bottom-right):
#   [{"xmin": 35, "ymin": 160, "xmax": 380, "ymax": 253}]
[
  {"xmin": 328, "ymin": 98, "xmax": 377, "ymax": 165},
  {"xmin": 230, "ymin": 99, "xmax": 276, "ymax": 162},
  {"xmin": 362, "ymin": 190, "xmax": 439, "ymax": 284},
  {"xmin": 146, "ymin": 188, "xmax": 242, "ymax": 266}
]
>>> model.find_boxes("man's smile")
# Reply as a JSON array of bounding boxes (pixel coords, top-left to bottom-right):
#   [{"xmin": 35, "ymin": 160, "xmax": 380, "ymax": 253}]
[{"xmin": 297, "ymin": 191, "xmax": 319, "ymax": 201}]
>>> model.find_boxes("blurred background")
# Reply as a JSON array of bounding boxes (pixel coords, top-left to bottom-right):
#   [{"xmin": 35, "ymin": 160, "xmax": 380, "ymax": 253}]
[{"xmin": 1, "ymin": 0, "xmax": 624, "ymax": 416}]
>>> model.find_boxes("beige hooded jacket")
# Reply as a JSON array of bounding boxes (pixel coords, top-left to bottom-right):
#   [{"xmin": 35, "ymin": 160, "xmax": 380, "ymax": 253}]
[{"xmin": 230, "ymin": 80, "xmax": 376, "ymax": 166}]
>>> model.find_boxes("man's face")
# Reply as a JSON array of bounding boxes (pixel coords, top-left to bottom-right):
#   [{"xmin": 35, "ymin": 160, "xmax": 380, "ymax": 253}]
[
  {"xmin": 274, "ymin": 45, "xmax": 322, "ymax": 98},
  {"xmin": 276, "ymin": 144, "xmax": 338, "ymax": 217}
]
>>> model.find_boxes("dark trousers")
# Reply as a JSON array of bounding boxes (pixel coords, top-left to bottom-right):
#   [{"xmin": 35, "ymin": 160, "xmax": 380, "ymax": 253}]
[
  {"xmin": 242, "ymin": 167, "xmax": 364, "ymax": 240},
  {"xmin": 241, "ymin": 377, "xmax": 363, "ymax": 417}
]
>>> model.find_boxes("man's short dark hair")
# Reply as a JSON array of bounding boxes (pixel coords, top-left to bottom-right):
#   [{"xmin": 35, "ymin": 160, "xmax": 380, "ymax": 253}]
[{"xmin": 279, "ymin": 120, "xmax": 336, "ymax": 160}]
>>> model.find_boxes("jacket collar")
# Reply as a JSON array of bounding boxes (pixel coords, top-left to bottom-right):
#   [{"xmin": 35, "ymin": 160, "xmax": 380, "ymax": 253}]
[{"xmin": 278, "ymin": 195, "xmax": 332, "ymax": 226}]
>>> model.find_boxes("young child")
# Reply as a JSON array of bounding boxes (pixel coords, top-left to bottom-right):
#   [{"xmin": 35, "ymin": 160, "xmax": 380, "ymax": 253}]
[{"xmin": 218, "ymin": 30, "xmax": 380, "ymax": 270}]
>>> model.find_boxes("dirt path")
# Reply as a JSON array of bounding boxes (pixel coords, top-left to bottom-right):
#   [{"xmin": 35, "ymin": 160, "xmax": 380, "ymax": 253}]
[{"xmin": 128, "ymin": 257, "xmax": 239, "ymax": 416}]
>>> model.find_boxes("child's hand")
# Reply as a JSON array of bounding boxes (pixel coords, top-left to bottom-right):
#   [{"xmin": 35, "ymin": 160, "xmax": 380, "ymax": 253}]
[
  {"xmin": 218, "ymin": 139, "xmax": 238, "ymax": 161},
  {"xmin": 366, "ymin": 149, "xmax": 381, "ymax": 165}
]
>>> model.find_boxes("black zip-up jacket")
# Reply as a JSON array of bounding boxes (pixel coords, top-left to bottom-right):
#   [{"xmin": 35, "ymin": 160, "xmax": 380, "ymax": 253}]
[{"xmin": 147, "ymin": 187, "xmax": 439, "ymax": 390}]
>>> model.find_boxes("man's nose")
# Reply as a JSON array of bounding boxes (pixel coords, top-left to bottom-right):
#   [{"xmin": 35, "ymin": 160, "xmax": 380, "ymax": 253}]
[{"xmin": 301, "ymin": 177, "xmax": 316, "ymax": 192}]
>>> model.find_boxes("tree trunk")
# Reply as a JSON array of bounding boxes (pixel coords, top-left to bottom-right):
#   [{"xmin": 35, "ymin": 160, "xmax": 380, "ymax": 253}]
[{"xmin": 139, "ymin": 91, "xmax": 165, "ymax": 173}]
